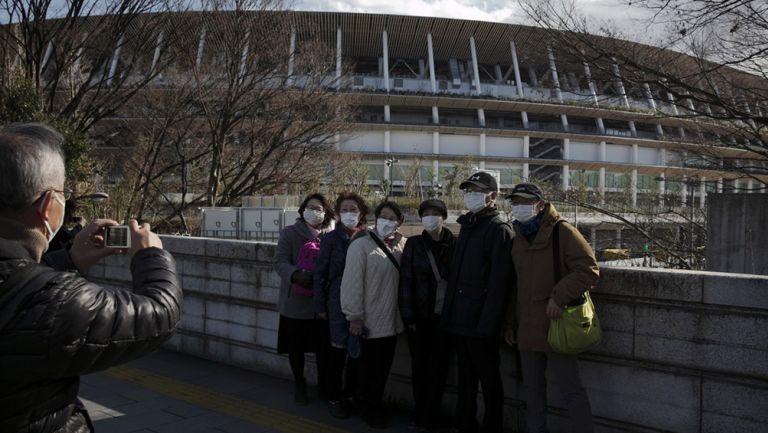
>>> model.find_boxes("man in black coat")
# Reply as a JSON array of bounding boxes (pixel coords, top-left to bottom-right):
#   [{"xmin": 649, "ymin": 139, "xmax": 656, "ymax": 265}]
[
  {"xmin": 441, "ymin": 172, "xmax": 514, "ymax": 433},
  {"xmin": 0, "ymin": 123, "xmax": 183, "ymax": 433}
]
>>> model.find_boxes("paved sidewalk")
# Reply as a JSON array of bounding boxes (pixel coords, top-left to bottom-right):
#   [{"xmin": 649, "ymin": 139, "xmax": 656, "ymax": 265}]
[{"xmin": 81, "ymin": 350, "xmax": 415, "ymax": 433}]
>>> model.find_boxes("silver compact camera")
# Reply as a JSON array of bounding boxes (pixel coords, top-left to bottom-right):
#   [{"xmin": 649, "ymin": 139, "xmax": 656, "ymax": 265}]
[{"xmin": 104, "ymin": 225, "xmax": 130, "ymax": 249}]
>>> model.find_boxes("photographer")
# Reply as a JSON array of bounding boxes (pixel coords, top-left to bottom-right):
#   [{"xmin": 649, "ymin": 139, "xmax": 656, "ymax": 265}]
[{"xmin": 0, "ymin": 123, "xmax": 182, "ymax": 433}]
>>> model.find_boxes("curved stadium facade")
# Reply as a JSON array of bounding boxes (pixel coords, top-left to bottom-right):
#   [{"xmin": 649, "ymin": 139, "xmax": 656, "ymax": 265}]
[
  {"xmin": 289, "ymin": 12, "xmax": 765, "ymax": 207},
  {"xmin": 9, "ymin": 10, "xmax": 768, "ymax": 207}
]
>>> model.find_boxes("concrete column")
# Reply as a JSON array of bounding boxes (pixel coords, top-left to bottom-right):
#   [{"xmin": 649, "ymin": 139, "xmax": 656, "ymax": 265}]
[
  {"xmin": 480, "ymin": 133, "xmax": 486, "ymax": 162},
  {"xmin": 107, "ymin": 34, "xmax": 125, "ymax": 85},
  {"xmin": 644, "ymin": 83, "xmax": 665, "ymax": 136},
  {"xmin": 583, "ymin": 60, "xmax": 599, "ymax": 106},
  {"xmin": 149, "ymin": 31, "xmax": 164, "ymax": 76},
  {"xmin": 590, "ymin": 228, "xmax": 597, "ymax": 252},
  {"xmin": 510, "ymin": 41, "xmax": 524, "ymax": 97},
  {"xmin": 599, "ymin": 167, "xmax": 606, "ymax": 203},
  {"xmin": 432, "ymin": 132, "xmax": 440, "ymax": 184},
  {"xmin": 383, "ymin": 132, "xmax": 392, "ymax": 183},
  {"xmin": 238, "ymin": 32, "xmax": 250, "ymax": 83},
  {"xmin": 562, "ymin": 138, "xmax": 570, "ymax": 190},
  {"xmin": 494, "ymin": 64, "xmax": 503, "ymax": 83},
  {"xmin": 195, "ymin": 28, "xmax": 206, "ymax": 70},
  {"xmin": 335, "ymin": 27, "xmax": 342, "ymax": 88},
  {"xmin": 615, "ymin": 228, "xmax": 622, "ymax": 249},
  {"xmin": 287, "ymin": 28, "xmax": 296, "ymax": 82},
  {"xmin": 658, "ymin": 173, "xmax": 666, "ymax": 205},
  {"xmin": 547, "ymin": 46, "xmax": 563, "ymax": 102},
  {"xmin": 612, "ymin": 62, "xmax": 630, "ymax": 108},
  {"xmin": 523, "ymin": 136, "xmax": 530, "ymax": 180},
  {"xmin": 681, "ymin": 176, "xmax": 688, "ymax": 206},
  {"xmin": 433, "ymin": 159, "xmax": 439, "ymax": 184},
  {"xmin": 631, "ymin": 144, "xmax": 639, "ymax": 206},
  {"xmin": 432, "ymin": 106, "xmax": 439, "ymax": 124},
  {"xmin": 666, "ymin": 92, "xmax": 686, "ymax": 137},
  {"xmin": 384, "ymin": 105, "xmax": 391, "ymax": 122},
  {"xmin": 747, "ymin": 179, "xmax": 754, "ymax": 193},
  {"xmin": 510, "ymin": 40, "xmax": 529, "ymax": 128},
  {"xmin": 41, "ymin": 41, "xmax": 54, "ymax": 72},
  {"xmin": 733, "ymin": 179, "xmax": 740, "ymax": 192},
  {"xmin": 659, "ymin": 148, "xmax": 667, "ymax": 166},
  {"xmin": 700, "ymin": 177, "xmax": 707, "ymax": 209},
  {"xmin": 427, "ymin": 33, "xmax": 438, "ymax": 94},
  {"xmin": 477, "ymin": 109, "xmax": 486, "ymax": 127},
  {"xmin": 382, "ymin": 30, "xmax": 390, "ymax": 92},
  {"xmin": 717, "ymin": 177, "xmax": 724, "ymax": 193},
  {"xmin": 469, "ymin": 36, "xmax": 482, "ymax": 94}
]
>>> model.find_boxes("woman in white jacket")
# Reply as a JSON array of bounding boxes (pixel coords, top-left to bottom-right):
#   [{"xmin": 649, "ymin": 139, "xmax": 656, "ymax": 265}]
[{"xmin": 340, "ymin": 200, "xmax": 406, "ymax": 428}]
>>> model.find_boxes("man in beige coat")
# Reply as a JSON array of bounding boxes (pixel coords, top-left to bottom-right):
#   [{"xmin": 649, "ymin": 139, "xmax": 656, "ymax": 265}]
[{"xmin": 503, "ymin": 183, "xmax": 599, "ymax": 433}]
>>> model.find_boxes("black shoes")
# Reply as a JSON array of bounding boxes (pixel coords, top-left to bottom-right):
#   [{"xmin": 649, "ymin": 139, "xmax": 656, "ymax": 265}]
[
  {"xmin": 294, "ymin": 379, "xmax": 309, "ymax": 405},
  {"xmin": 328, "ymin": 400, "xmax": 349, "ymax": 418}
]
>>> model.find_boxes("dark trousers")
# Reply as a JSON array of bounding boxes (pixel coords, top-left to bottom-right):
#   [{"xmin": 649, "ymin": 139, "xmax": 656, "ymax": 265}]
[
  {"xmin": 519, "ymin": 351, "xmax": 594, "ymax": 433},
  {"xmin": 358, "ymin": 335, "xmax": 398, "ymax": 418},
  {"xmin": 406, "ymin": 317, "xmax": 454, "ymax": 428},
  {"xmin": 288, "ymin": 325, "xmax": 330, "ymax": 398},
  {"xmin": 454, "ymin": 335, "xmax": 504, "ymax": 433},
  {"xmin": 327, "ymin": 346, "xmax": 359, "ymax": 402}
]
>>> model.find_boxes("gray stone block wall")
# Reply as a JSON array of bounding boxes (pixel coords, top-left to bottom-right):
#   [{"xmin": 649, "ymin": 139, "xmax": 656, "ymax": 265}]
[{"xmin": 85, "ymin": 236, "xmax": 768, "ymax": 433}]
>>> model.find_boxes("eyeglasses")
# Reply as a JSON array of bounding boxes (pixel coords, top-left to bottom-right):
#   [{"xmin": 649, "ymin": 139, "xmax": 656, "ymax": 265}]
[{"xmin": 34, "ymin": 188, "xmax": 73, "ymax": 203}]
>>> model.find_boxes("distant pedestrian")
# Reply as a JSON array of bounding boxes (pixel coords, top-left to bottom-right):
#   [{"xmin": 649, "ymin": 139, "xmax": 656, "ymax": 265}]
[
  {"xmin": 400, "ymin": 199, "xmax": 456, "ymax": 432},
  {"xmin": 274, "ymin": 193, "xmax": 335, "ymax": 405},
  {"xmin": 503, "ymin": 183, "xmax": 599, "ymax": 433},
  {"xmin": 313, "ymin": 192, "xmax": 369, "ymax": 418},
  {"xmin": 441, "ymin": 171, "xmax": 514, "ymax": 433},
  {"xmin": 340, "ymin": 201, "xmax": 406, "ymax": 428}
]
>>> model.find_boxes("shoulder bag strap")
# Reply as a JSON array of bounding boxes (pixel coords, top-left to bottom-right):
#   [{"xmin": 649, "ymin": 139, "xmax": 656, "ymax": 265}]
[
  {"xmin": 552, "ymin": 220, "xmax": 565, "ymax": 283},
  {"xmin": 0, "ymin": 263, "xmax": 58, "ymax": 331},
  {"xmin": 369, "ymin": 231, "xmax": 401, "ymax": 273},
  {"xmin": 425, "ymin": 248, "xmax": 442, "ymax": 282}
]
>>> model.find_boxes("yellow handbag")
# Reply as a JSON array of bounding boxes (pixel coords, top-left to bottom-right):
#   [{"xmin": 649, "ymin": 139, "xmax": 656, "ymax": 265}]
[{"xmin": 546, "ymin": 221, "xmax": 602, "ymax": 354}]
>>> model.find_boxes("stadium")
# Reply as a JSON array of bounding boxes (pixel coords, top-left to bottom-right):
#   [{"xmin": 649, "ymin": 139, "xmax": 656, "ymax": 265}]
[{"xmin": 3, "ymin": 9, "xmax": 767, "ymax": 252}]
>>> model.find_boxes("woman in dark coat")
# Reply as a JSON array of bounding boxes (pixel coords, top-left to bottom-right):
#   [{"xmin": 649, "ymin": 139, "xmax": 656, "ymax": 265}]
[
  {"xmin": 313, "ymin": 192, "xmax": 369, "ymax": 418},
  {"xmin": 399, "ymin": 199, "xmax": 457, "ymax": 432},
  {"xmin": 274, "ymin": 193, "xmax": 335, "ymax": 404}
]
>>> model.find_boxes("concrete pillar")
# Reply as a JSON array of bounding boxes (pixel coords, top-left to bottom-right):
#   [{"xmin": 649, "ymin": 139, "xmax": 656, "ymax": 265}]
[
  {"xmin": 733, "ymin": 179, "xmax": 740, "ymax": 192},
  {"xmin": 612, "ymin": 61, "xmax": 630, "ymax": 108},
  {"xmin": 479, "ymin": 133, "xmax": 486, "ymax": 169},
  {"xmin": 644, "ymin": 83, "xmax": 665, "ymax": 136},
  {"xmin": 384, "ymin": 105, "xmax": 390, "ymax": 122},
  {"xmin": 563, "ymin": 165, "xmax": 570, "ymax": 190},
  {"xmin": 432, "ymin": 132, "xmax": 440, "ymax": 185},
  {"xmin": 615, "ymin": 228, "xmax": 622, "ymax": 249},
  {"xmin": 599, "ymin": 167, "xmax": 606, "ymax": 203},
  {"xmin": 547, "ymin": 46, "xmax": 563, "ymax": 102},
  {"xmin": 666, "ymin": 92, "xmax": 686, "ymax": 137},
  {"xmin": 583, "ymin": 60, "xmax": 599, "ymax": 106},
  {"xmin": 477, "ymin": 109, "xmax": 486, "ymax": 127},
  {"xmin": 384, "ymin": 131, "xmax": 391, "ymax": 181},
  {"xmin": 717, "ymin": 177, "xmax": 724, "ymax": 193},
  {"xmin": 590, "ymin": 228, "xmax": 597, "ymax": 252},
  {"xmin": 382, "ymin": 30, "xmax": 390, "ymax": 92},
  {"xmin": 149, "ymin": 31, "xmax": 164, "ymax": 76},
  {"xmin": 658, "ymin": 173, "xmax": 666, "ymax": 205},
  {"xmin": 287, "ymin": 28, "xmax": 296, "ymax": 82},
  {"xmin": 432, "ymin": 106, "xmax": 439, "ymax": 124},
  {"xmin": 681, "ymin": 176, "xmax": 688, "ymax": 206},
  {"xmin": 427, "ymin": 33, "xmax": 437, "ymax": 94},
  {"xmin": 195, "ymin": 28, "xmax": 206, "ymax": 70},
  {"xmin": 469, "ymin": 36, "xmax": 482, "ymax": 95},
  {"xmin": 631, "ymin": 144, "xmax": 639, "ymax": 206},
  {"xmin": 747, "ymin": 179, "xmax": 754, "ymax": 193},
  {"xmin": 41, "ymin": 41, "xmax": 54, "ymax": 72},
  {"xmin": 107, "ymin": 34, "xmax": 125, "ymax": 85},
  {"xmin": 510, "ymin": 40, "xmax": 529, "ymax": 128},
  {"xmin": 523, "ymin": 136, "xmax": 530, "ymax": 180},
  {"xmin": 700, "ymin": 177, "xmax": 707, "ymax": 209},
  {"xmin": 238, "ymin": 32, "xmax": 250, "ymax": 83},
  {"xmin": 335, "ymin": 27, "xmax": 342, "ymax": 88},
  {"xmin": 563, "ymin": 138, "xmax": 570, "ymax": 190}
]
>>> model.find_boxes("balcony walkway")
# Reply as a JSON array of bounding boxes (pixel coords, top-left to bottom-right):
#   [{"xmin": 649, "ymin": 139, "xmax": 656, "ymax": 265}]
[{"xmin": 81, "ymin": 350, "xmax": 415, "ymax": 433}]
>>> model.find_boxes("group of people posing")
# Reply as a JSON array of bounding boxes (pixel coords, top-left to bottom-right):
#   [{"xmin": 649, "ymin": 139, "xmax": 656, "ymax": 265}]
[{"xmin": 274, "ymin": 171, "xmax": 600, "ymax": 433}]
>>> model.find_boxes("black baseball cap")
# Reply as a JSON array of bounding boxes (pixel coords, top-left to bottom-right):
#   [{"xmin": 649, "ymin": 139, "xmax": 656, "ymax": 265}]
[
  {"xmin": 418, "ymin": 199, "xmax": 448, "ymax": 219},
  {"xmin": 505, "ymin": 183, "xmax": 544, "ymax": 200},
  {"xmin": 459, "ymin": 171, "xmax": 498, "ymax": 192}
]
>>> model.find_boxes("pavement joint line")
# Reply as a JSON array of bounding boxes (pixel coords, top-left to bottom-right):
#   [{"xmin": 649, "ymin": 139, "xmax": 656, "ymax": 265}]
[{"xmin": 103, "ymin": 365, "xmax": 351, "ymax": 433}]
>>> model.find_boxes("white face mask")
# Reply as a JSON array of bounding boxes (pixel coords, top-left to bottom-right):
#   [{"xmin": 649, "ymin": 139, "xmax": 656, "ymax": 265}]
[
  {"xmin": 512, "ymin": 204, "xmax": 539, "ymax": 223},
  {"xmin": 464, "ymin": 192, "xmax": 488, "ymax": 213},
  {"xmin": 40, "ymin": 191, "xmax": 66, "ymax": 243},
  {"xmin": 421, "ymin": 215, "xmax": 443, "ymax": 233},
  {"xmin": 340, "ymin": 212, "xmax": 359, "ymax": 229},
  {"xmin": 303, "ymin": 208, "xmax": 325, "ymax": 226},
  {"xmin": 376, "ymin": 218, "xmax": 398, "ymax": 238}
]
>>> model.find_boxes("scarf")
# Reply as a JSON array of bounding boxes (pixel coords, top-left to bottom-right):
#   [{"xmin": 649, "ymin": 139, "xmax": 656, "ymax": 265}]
[
  {"xmin": 0, "ymin": 216, "xmax": 50, "ymax": 262},
  {"xmin": 513, "ymin": 209, "xmax": 546, "ymax": 244}
]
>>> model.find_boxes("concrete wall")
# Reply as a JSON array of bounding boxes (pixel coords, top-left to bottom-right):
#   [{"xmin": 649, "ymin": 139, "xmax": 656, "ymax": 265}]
[
  {"xmin": 86, "ymin": 236, "xmax": 768, "ymax": 433},
  {"xmin": 707, "ymin": 193, "xmax": 768, "ymax": 275}
]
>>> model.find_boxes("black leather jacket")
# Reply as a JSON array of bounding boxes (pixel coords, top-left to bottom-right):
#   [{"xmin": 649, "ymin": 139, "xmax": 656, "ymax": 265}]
[{"xmin": 0, "ymin": 238, "xmax": 182, "ymax": 433}]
